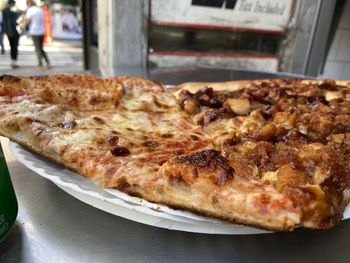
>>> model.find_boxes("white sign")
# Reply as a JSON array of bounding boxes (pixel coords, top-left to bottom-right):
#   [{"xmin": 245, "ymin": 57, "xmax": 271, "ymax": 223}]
[
  {"xmin": 149, "ymin": 52, "xmax": 279, "ymax": 72},
  {"xmin": 151, "ymin": 0, "xmax": 294, "ymax": 33}
]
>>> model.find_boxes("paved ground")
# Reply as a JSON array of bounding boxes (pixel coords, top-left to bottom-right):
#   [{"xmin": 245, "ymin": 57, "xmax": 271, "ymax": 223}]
[{"xmin": 0, "ymin": 35, "xmax": 84, "ymax": 75}]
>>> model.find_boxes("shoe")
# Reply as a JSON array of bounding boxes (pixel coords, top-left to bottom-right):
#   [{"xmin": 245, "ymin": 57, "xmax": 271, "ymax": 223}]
[{"xmin": 11, "ymin": 64, "xmax": 19, "ymax": 69}]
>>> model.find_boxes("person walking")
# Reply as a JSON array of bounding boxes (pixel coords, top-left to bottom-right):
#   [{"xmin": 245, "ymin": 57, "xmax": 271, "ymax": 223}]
[
  {"xmin": 25, "ymin": 0, "xmax": 50, "ymax": 68},
  {"xmin": 0, "ymin": 12, "xmax": 5, "ymax": 54},
  {"xmin": 2, "ymin": 0, "xmax": 20, "ymax": 68}
]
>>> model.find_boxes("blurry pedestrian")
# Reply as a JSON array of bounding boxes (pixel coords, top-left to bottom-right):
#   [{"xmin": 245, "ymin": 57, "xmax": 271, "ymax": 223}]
[
  {"xmin": 62, "ymin": 10, "xmax": 78, "ymax": 32},
  {"xmin": 0, "ymin": 12, "xmax": 5, "ymax": 54},
  {"xmin": 2, "ymin": 0, "xmax": 20, "ymax": 68},
  {"xmin": 25, "ymin": 0, "xmax": 50, "ymax": 68}
]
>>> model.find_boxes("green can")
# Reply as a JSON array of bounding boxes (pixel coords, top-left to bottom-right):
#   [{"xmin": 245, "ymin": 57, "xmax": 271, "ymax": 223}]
[{"xmin": 0, "ymin": 143, "xmax": 18, "ymax": 242}]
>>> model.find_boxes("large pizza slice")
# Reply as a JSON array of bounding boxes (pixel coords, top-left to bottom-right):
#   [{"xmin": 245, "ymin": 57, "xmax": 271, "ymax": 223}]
[{"xmin": 0, "ymin": 74, "xmax": 349, "ymax": 231}]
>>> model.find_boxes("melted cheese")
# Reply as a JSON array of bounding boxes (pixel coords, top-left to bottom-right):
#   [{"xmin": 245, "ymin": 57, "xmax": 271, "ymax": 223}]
[{"xmin": 261, "ymin": 171, "xmax": 278, "ymax": 182}]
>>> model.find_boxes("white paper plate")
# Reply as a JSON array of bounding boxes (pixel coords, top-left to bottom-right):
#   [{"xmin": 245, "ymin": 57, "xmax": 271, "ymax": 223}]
[{"xmin": 10, "ymin": 141, "xmax": 350, "ymax": 234}]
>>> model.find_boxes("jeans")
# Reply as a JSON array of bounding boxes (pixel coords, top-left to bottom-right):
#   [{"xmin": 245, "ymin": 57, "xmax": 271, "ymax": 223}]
[
  {"xmin": 0, "ymin": 32, "xmax": 4, "ymax": 52},
  {"xmin": 32, "ymin": 35, "xmax": 49, "ymax": 66}
]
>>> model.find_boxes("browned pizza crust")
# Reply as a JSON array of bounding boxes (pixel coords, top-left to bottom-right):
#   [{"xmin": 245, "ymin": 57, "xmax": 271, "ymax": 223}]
[{"xmin": 174, "ymin": 79, "xmax": 350, "ymax": 91}]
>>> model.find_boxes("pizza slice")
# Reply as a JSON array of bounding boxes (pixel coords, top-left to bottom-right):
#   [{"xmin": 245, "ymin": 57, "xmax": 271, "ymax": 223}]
[
  {"xmin": 174, "ymin": 78, "xmax": 350, "ymax": 229},
  {"xmin": 0, "ymin": 74, "xmax": 209, "ymax": 186},
  {"xmin": 1, "ymin": 74, "xmax": 349, "ymax": 231}
]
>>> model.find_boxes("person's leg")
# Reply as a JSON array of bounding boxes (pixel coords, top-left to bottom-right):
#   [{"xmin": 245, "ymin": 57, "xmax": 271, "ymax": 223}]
[
  {"xmin": 32, "ymin": 35, "xmax": 43, "ymax": 66},
  {"xmin": 38, "ymin": 35, "xmax": 50, "ymax": 66},
  {"xmin": 0, "ymin": 33, "xmax": 4, "ymax": 54},
  {"xmin": 8, "ymin": 36, "xmax": 18, "ymax": 68},
  {"xmin": 12, "ymin": 35, "xmax": 19, "ymax": 60},
  {"xmin": 8, "ymin": 37, "xmax": 15, "ymax": 58}
]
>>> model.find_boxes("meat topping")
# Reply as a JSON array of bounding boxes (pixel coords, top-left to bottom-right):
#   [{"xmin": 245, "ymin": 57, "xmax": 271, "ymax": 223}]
[{"xmin": 111, "ymin": 146, "xmax": 131, "ymax": 157}]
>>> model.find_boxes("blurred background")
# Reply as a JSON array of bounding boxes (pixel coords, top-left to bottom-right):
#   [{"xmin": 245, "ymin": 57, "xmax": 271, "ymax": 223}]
[{"xmin": 0, "ymin": 0, "xmax": 349, "ymax": 79}]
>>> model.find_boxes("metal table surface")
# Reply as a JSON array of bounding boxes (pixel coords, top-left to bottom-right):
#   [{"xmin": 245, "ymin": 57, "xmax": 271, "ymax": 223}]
[{"xmin": 1, "ymin": 68, "xmax": 349, "ymax": 263}]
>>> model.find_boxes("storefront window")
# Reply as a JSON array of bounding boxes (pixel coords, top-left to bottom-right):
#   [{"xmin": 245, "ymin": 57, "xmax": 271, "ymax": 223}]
[{"xmin": 148, "ymin": 0, "xmax": 294, "ymax": 71}]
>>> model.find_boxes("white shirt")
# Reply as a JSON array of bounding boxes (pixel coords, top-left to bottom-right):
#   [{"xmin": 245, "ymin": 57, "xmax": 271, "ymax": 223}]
[{"xmin": 26, "ymin": 6, "xmax": 45, "ymax": 36}]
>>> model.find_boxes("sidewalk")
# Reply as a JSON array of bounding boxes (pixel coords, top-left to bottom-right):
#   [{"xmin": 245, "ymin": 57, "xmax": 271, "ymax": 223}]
[{"xmin": 0, "ymin": 35, "xmax": 84, "ymax": 75}]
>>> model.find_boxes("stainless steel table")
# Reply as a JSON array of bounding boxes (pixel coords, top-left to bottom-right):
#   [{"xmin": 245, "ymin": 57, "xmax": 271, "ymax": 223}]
[{"xmin": 1, "ymin": 68, "xmax": 349, "ymax": 263}]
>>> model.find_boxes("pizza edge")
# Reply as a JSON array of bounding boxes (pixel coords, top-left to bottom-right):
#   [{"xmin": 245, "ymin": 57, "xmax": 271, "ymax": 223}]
[
  {"xmin": 172, "ymin": 79, "xmax": 350, "ymax": 96},
  {"xmin": 0, "ymin": 128, "xmax": 83, "ymax": 176}
]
